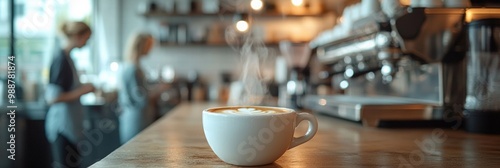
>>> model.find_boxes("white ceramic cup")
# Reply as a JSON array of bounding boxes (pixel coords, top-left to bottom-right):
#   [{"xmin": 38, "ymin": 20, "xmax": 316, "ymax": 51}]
[{"xmin": 203, "ymin": 106, "xmax": 318, "ymax": 166}]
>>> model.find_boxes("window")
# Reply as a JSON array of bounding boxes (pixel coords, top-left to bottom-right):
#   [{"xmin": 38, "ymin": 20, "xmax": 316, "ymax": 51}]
[
  {"xmin": 0, "ymin": 0, "xmax": 9, "ymax": 58},
  {"xmin": 11, "ymin": 0, "xmax": 94, "ymax": 101}
]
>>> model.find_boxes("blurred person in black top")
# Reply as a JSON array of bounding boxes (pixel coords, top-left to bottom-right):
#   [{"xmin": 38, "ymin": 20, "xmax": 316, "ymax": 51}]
[{"xmin": 45, "ymin": 21, "xmax": 95, "ymax": 168}]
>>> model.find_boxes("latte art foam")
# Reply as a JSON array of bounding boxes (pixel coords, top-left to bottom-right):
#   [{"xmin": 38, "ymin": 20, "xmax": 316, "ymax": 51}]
[{"xmin": 209, "ymin": 107, "xmax": 288, "ymax": 115}]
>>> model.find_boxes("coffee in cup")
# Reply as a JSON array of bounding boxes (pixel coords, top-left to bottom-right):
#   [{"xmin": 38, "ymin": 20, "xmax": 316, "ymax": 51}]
[
  {"xmin": 203, "ymin": 106, "xmax": 318, "ymax": 166},
  {"xmin": 209, "ymin": 107, "xmax": 287, "ymax": 114}
]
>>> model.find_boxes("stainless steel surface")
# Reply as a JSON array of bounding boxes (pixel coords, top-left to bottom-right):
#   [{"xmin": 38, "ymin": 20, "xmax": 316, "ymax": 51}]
[
  {"xmin": 304, "ymin": 95, "xmax": 435, "ymax": 127},
  {"xmin": 332, "ymin": 60, "xmax": 443, "ymax": 104},
  {"xmin": 317, "ymin": 32, "xmax": 394, "ymax": 64},
  {"xmin": 317, "ymin": 12, "xmax": 392, "ymax": 64}
]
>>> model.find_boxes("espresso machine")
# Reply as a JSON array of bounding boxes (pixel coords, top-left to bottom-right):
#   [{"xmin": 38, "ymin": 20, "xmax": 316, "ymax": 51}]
[{"xmin": 305, "ymin": 3, "xmax": 500, "ymax": 133}]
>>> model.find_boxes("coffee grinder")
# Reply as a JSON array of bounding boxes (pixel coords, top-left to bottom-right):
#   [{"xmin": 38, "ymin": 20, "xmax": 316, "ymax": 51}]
[
  {"xmin": 464, "ymin": 18, "xmax": 500, "ymax": 134},
  {"xmin": 278, "ymin": 41, "xmax": 311, "ymax": 109}
]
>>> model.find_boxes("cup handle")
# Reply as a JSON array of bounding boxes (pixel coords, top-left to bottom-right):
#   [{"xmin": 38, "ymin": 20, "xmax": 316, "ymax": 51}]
[{"xmin": 289, "ymin": 112, "xmax": 318, "ymax": 149}]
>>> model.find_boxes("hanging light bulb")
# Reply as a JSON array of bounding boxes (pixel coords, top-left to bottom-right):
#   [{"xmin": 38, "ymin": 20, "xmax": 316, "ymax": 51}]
[
  {"xmin": 250, "ymin": 0, "xmax": 264, "ymax": 11},
  {"xmin": 291, "ymin": 0, "xmax": 304, "ymax": 6},
  {"xmin": 236, "ymin": 20, "xmax": 249, "ymax": 32},
  {"xmin": 234, "ymin": 13, "xmax": 251, "ymax": 33}
]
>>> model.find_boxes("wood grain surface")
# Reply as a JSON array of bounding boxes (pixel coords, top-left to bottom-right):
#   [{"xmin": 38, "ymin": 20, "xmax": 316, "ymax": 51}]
[{"xmin": 90, "ymin": 103, "xmax": 500, "ymax": 167}]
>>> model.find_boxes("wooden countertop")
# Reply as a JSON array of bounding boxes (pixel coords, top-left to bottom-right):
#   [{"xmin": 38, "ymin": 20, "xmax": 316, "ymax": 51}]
[{"xmin": 91, "ymin": 103, "xmax": 500, "ymax": 167}]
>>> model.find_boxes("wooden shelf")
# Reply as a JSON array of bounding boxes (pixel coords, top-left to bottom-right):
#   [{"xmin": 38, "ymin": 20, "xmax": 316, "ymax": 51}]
[
  {"xmin": 158, "ymin": 42, "xmax": 280, "ymax": 47},
  {"xmin": 141, "ymin": 11, "xmax": 328, "ymax": 18},
  {"xmin": 144, "ymin": 10, "xmax": 328, "ymax": 48},
  {"xmin": 159, "ymin": 42, "xmax": 228, "ymax": 47}
]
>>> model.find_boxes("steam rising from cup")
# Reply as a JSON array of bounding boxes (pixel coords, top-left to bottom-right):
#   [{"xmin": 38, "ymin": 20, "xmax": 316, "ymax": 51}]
[{"xmin": 226, "ymin": 21, "xmax": 269, "ymax": 106}]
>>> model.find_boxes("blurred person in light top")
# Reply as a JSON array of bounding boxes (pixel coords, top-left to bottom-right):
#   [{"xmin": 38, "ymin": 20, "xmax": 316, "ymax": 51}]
[
  {"xmin": 118, "ymin": 32, "xmax": 169, "ymax": 144},
  {"xmin": 45, "ymin": 21, "xmax": 95, "ymax": 168}
]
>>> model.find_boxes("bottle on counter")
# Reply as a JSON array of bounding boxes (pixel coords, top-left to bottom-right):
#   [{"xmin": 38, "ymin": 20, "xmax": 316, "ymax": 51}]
[
  {"xmin": 218, "ymin": 72, "xmax": 232, "ymax": 104},
  {"xmin": 187, "ymin": 71, "xmax": 207, "ymax": 102}
]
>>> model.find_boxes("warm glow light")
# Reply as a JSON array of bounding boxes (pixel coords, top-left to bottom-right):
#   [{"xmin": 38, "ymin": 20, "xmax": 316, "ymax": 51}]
[
  {"xmin": 236, "ymin": 20, "xmax": 249, "ymax": 32},
  {"xmin": 250, "ymin": 0, "xmax": 263, "ymax": 11},
  {"xmin": 466, "ymin": 9, "xmax": 500, "ymax": 23},
  {"xmin": 400, "ymin": 0, "xmax": 411, "ymax": 6},
  {"xmin": 110, "ymin": 62, "xmax": 119, "ymax": 72},
  {"xmin": 319, "ymin": 99, "xmax": 327, "ymax": 106},
  {"xmin": 291, "ymin": 0, "xmax": 303, "ymax": 6}
]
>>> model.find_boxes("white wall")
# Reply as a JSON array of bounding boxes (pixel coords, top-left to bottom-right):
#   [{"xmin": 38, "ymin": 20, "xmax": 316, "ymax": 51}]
[{"xmin": 95, "ymin": 0, "xmax": 120, "ymax": 69}]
